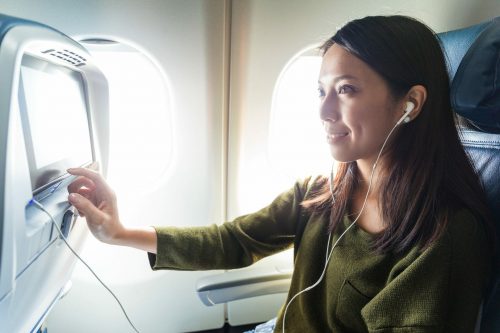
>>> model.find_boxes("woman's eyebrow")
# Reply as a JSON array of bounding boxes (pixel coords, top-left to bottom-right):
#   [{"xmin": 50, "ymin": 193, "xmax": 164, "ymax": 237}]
[
  {"xmin": 318, "ymin": 74, "xmax": 358, "ymax": 86},
  {"xmin": 333, "ymin": 74, "xmax": 358, "ymax": 84}
]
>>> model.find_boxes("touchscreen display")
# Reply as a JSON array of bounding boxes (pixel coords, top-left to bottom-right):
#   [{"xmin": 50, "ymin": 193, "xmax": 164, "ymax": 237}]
[{"xmin": 18, "ymin": 55, "xmax": 93, "ymax": 193}]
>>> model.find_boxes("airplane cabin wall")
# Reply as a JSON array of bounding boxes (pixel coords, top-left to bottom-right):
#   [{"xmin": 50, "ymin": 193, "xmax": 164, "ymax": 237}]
[{"xmin": 0, "ymin": 0, "xmax": 498, "ymax": 332}]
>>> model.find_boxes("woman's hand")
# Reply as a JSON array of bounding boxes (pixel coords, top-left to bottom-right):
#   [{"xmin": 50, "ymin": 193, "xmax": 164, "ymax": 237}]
[
  {"xmin": 67, "ymin": 167, "xmax": 158, "ymax": 253},
  {"xmin": 67, "ymin": 167, "xmax": 125, "ymax": 244}
]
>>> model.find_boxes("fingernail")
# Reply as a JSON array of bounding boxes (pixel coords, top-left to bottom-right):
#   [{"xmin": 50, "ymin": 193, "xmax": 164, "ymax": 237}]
[{"xmin": 69, "ymin": 193, "xmax": 79, "ymax": 203}]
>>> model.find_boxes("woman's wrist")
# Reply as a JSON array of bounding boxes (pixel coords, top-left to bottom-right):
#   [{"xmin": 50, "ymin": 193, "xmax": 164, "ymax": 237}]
[{"xmin": 112, "ymin": 226, "xmax": 158, "ymax": 254}]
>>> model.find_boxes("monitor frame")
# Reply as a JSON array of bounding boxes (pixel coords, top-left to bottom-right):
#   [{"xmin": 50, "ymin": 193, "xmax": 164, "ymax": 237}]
[{"xmin": 17, "ymin": 54, "xmax": 95, "ymax": 195}]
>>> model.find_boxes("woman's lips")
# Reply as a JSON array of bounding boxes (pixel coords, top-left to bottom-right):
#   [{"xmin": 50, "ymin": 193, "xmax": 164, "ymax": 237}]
[{"xmin": 326, "ymin": 132, "xmax": 349, "ymax": 144}]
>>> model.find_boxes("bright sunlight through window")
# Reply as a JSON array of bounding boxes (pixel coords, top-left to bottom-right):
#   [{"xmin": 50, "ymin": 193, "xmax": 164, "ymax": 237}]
[
  {"xmin": 269, "ymin": 47, "xmax": 332, "ymax": 180},
  {"xmin": 81, "ymin": 39, "xmax": 173, "ymax": 196}
]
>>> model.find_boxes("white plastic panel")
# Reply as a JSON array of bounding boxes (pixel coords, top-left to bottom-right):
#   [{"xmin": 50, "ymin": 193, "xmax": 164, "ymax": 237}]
[
  {"xmin": 0, "ymin": 22, "xmax": 108, "ymax": 332},
  {"xmin": 0, "ymin": 1, "xmax": 227, "ymax": 332}
]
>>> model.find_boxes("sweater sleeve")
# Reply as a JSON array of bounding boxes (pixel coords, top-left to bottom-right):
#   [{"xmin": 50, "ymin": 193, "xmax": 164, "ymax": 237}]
[
  {"xmin": 148, "ymin": 177, "xmax": 315, "ymax": 271},
  {"xmin": 360, "ymin": 210, "xmax": 490, "ymax": 333}
]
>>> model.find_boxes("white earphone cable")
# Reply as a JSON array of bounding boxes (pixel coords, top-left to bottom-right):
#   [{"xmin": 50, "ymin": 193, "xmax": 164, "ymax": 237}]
[
  {"xmin": 31, "ymin": 199, "xmax": 140, "ymax": 333},
  {"xmin": 281, "ymin": 118, "xmax": 403, "ymax": 332}
]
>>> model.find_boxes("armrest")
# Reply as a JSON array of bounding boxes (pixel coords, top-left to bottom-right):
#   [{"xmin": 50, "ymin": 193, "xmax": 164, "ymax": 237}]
[{"xmin": 196, "ymin": 266, "xmax": 292, "ymax": 306}]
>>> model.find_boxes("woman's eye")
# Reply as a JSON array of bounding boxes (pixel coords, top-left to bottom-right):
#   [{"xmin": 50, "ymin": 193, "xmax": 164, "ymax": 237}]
[
  {"xmin": 317, "ymin": 88, "xmax": 325, "ymax": 98},
  {"xmin": 338, "ymin": 85, "xmax": 355, "ymax": 94}
]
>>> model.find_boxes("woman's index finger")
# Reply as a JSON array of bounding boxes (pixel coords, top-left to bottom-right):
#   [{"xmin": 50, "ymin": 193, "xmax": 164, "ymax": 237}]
[
  {"xmin": 67, "ymin": 167, "xmax": 110, "ymax": 190},
  {"xmin": 67, "ymin": 176, "xmax": 95, "ymax": 193}
]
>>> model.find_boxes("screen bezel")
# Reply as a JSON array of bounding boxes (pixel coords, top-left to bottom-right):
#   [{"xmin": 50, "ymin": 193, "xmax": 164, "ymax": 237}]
[{"xmin": 18, "ymin": 54, "xmax": 95, "ymax": 194}]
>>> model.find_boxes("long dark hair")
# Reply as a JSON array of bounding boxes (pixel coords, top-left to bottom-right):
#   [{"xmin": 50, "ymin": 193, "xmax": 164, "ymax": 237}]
[{"xmin": 303, "ymin": 16, "xmax": 494, "ymax": 253}]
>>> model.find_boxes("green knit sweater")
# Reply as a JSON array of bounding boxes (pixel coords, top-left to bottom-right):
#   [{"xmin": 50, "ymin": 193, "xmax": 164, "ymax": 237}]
[{"xmin": 148, "ymin": 177, "xmax": 490, "ymax": 332}]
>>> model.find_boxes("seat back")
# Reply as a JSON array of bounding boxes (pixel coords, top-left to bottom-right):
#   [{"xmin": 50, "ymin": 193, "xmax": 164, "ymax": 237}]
[{"xmin": 438, "ymin": 17, "xmax": 500, "ymax": 333}]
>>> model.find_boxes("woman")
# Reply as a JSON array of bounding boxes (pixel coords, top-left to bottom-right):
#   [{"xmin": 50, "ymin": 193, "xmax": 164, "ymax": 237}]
[{"xmin": 68, "ymin": 16, "xmax": 493, "ymax": 332}]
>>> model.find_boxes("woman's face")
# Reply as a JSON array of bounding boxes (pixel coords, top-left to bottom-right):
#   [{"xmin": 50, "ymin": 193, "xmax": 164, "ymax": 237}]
[{"xmin": 318, "ymin": 44, "xmax": 403, "ymax": 164}]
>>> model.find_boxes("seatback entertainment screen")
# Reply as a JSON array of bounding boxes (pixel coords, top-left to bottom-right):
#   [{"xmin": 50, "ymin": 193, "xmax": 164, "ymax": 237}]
[{"xmin": 18, "ymin": 55, "xmax": 94, "ymax": 193}]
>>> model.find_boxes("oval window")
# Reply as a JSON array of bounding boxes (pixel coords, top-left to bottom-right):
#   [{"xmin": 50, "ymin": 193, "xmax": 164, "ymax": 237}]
[
  {"xmin": 269, "ymin": 46, "xmax": 332, "ymax": 180},
  {"xmin": 80, "ymin": 38, "xmax": 174, "ymax": 196}
]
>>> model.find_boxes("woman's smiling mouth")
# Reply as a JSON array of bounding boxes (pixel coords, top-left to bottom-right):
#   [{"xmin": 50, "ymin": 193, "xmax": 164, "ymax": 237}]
[{"xmin": 326, "ymin": 132, "xmax": 349, "ymax": 144}]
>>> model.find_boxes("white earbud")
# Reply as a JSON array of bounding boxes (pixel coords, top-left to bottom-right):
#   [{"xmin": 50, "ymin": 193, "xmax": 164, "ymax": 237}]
[{"xmin": 396, "ymin": 101, "xmax": 415, "ymax": 125}]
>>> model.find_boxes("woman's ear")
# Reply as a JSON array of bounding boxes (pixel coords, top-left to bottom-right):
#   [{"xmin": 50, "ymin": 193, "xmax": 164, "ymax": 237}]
[{"xmin": 402, "ymin": 85, "xmax": 427, "ymax": 122}]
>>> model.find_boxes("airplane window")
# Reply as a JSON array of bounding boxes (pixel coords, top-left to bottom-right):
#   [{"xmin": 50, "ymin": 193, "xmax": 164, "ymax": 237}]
[
  {"xmin": 79, "ymin": 39, "xmax": 173, "ymax": 197},
  {"xmin": 269, "ymin": 47, "xmax": 332, "ymax": 181}
]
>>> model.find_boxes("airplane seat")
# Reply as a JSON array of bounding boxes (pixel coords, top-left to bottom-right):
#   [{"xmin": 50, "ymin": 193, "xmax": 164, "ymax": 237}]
[
  {"xmin": 0, "ymin": 12, "xmax": 109, "ymax": 333},
  {"xmin": 437, "ymin": 16, "xmax": 500, "ymax": 333}
]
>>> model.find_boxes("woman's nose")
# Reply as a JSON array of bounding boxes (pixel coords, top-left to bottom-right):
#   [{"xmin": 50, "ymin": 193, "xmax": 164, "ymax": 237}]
[{"xmin": 319, "ymin": 93, "xmax": 338, "ymax": 122}]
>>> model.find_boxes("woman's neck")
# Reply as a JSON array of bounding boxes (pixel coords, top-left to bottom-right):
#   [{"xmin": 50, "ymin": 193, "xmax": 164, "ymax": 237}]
[
  {"xmin": 355, "ymin": 158, "xmax": 383, "ymax": 194},
  {"xmin": 350, "ymin": 159, "xmax": 386, "ymax": 234}
]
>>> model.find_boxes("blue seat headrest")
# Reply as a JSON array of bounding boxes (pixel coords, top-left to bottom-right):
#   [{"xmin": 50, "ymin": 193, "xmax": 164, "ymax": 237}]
[{"xmin": 438, "ymin": 17, "xmax": 500, "ymax": 133}]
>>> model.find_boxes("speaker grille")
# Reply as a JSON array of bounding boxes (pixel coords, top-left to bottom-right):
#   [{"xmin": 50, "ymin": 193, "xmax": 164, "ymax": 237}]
[{"xmin": 42, "ymin": 48, "xmax": 87, "ymax": 67}]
